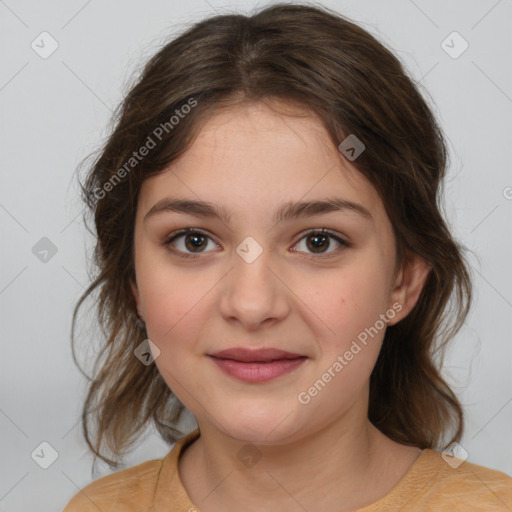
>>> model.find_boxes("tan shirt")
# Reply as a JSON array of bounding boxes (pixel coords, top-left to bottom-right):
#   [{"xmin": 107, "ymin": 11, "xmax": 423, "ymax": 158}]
[{"xmin": 63, "ymin": 428, "xmax": 512, "ymax": 511}]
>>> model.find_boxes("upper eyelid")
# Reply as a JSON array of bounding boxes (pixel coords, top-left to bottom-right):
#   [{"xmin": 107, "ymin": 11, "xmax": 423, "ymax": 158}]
[{"xmin": 164, "ymin": 227, "xmax": 217, "ymax": 245}]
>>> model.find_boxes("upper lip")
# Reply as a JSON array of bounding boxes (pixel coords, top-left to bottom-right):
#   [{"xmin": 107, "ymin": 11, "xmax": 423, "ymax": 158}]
[{"xmin": 208, "ymin": 347, "xmax": 306, "ymax": 362}]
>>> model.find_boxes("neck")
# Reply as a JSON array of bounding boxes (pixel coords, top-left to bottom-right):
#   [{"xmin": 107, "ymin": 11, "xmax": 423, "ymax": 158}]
[{"xmin": 178, "ymin": 405, "xmax": 420, "ymax": 512}]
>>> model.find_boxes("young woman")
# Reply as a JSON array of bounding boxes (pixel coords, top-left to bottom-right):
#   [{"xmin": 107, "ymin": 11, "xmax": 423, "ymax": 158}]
[{"xmin": 63, "ymin": 3, "xmax": 512, "ymax": 511}]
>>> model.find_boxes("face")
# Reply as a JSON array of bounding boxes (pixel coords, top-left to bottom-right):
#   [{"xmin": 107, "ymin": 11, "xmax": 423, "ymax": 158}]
[{"xmin": 131, "ymin": 101, "xmax": 424, "ymax": 445}]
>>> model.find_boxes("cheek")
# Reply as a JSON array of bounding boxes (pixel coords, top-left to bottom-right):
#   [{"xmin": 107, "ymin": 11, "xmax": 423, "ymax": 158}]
[
  {"xmin": 135, "ymin": 237, "xmax": 213, "ymax": 330},
  {"xmin": 303, "ymin": 262, "xmax": 392, "ymax": 394},
  {"xmin": 310, "ymin": 260, "xmax": 391, "ymax": 337},
  {"xmin": 141, "ymin": 273, "xmax": 208, "ymax": 344},
  {"xmin": 138, "ymin": 267, "xmax": 211, "ymax": 396},
  {"xmin": 134, "ymin": 254, "xmax": 186, "ymax": 334},
  {"xmin": 297, "ymin": 264, "xmax": 390, "ymax": 411}
]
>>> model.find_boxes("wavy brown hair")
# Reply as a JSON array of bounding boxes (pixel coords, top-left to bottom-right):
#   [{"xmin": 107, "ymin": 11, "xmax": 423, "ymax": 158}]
[{"xmin": 72, "ymin": 2, "xmax": 472, "ymax": 467}]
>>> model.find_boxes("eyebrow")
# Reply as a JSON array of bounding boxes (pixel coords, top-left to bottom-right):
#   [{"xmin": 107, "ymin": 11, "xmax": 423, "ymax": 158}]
[{"xmin": 143, "ymin": 197, "xmax": 373, "ymax": 225}]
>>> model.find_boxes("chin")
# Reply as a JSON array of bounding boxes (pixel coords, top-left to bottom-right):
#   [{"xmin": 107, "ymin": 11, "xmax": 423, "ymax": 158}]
[{"xmin": 213, "ymin": 405, "xmax": 303, "ymax": 445}]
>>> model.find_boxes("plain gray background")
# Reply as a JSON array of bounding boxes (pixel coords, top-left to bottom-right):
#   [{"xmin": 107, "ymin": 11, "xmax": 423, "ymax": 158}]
[{"xmin": 1, "ymin": 0, "xmax": 511, "ymax": 510}]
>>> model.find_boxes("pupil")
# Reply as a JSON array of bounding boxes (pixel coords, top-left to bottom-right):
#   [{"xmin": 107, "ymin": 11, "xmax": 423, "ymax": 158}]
[
  {"xmin": 308, "ymin": 234, "xmax": 328, "ymax": 253},
  {"xmin": 186, "ymin": 233, "xmax": 206, "ymax": 251}
]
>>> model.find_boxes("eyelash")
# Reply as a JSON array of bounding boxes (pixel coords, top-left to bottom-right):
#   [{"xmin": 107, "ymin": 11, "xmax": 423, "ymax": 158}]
[{"xmin": 161, "ymin": 228, "xmax": 350, "ymax": 260}]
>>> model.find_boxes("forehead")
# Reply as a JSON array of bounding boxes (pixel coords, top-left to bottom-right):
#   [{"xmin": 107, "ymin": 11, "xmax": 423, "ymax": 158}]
[{"xmin": 138, "ymin": 101, "xmax": 384, "ymax": 223}]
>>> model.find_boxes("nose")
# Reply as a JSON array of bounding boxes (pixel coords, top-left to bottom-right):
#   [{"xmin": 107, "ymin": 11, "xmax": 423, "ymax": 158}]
[{"xmin": 218, "ymin": 240, "xmax": 290, "ymax": 331}]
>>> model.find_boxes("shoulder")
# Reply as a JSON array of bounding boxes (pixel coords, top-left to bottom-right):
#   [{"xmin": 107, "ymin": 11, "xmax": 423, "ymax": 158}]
[
  {"xmin": 62, "ymin": 457, "xmax": 165, "ymax": 512},
  {"xmin": 62, "ymin": 429, "xmax": 201, "ymax": 512},
  {"xmin": 416, "ymin": 449, "xmax": 512, "ymax": 510}
]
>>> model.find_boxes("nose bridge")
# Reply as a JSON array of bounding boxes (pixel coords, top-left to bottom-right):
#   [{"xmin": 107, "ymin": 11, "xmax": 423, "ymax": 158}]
[
  {"xmin": 219, "ymin": 235, "xmax": 287, "ymax": 327},
  {"xmin": 231, "ymin": 234, "xmax": 273, "ymax": 297}
]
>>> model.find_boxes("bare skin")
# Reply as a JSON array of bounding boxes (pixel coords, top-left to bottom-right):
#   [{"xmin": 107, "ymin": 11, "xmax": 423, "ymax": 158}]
[
  {"xmin": 178, "ymin": 407, "xmax": 422, "ymax": 512},
  {"xmin": 131, "ymin": 100, "xmax": 430, "ymax": 511}
]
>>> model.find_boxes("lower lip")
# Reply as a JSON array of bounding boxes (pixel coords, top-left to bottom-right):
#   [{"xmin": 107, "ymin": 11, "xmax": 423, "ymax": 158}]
[{"xmin": 208, "ymin": 356, "xmax": 307, "ymax": 383}]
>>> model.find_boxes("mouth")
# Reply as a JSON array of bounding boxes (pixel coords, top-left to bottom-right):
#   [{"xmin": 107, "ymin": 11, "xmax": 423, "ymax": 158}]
[
  {"xmin": 207, "ymin": 347, "xmax": 308, "ymax": 382},
  {"xmin": 208, "ymin": 347, "xmax": 305, "ymax": 362}
]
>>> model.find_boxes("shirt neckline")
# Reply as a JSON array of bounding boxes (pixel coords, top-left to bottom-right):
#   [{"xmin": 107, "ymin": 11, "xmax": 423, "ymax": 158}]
[{"xmin": 153, "ymin": 428, "xmax": 440, "ymax": 511}]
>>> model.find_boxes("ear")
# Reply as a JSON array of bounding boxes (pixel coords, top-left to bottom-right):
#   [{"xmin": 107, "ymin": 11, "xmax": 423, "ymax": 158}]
[
  {"xmin": 130, "ymin": 278, "xmax": 144, "ymax": 320},
  {"xmin": 387, "ymin": 251, "xmax": 431, "ymax": 326}
]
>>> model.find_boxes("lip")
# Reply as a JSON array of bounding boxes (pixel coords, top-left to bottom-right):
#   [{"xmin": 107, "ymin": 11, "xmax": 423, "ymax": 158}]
[
  {"xmin": 208, "ymin": 347, "xmax": 305, "ymax": 362},
  {"xmin": 207, "ymin": 347, "xmax": 307, "ymax": 383}
]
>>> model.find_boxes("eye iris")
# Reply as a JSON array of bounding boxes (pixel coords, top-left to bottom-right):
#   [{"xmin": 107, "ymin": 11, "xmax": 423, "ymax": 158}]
[
  {"xmin": 185, "ymin": 233, "xmax": 207, "ymax": 252},
  {"xmin": 307, "ymin": 233, "xmax": 329, "ymax": 253}
]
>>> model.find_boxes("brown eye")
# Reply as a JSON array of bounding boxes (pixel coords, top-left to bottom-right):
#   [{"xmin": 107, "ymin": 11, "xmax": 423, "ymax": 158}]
[
  {"xmin": 164, "ymin": 229, "xmax": 218, "ymax": 258},
  {"xmin": 183, "ymin": 232, "xmax": 208, "ymax": 252},
  {"xmin": 292, "ymin": 229, "xmax": 348, "ymax": 256}
]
